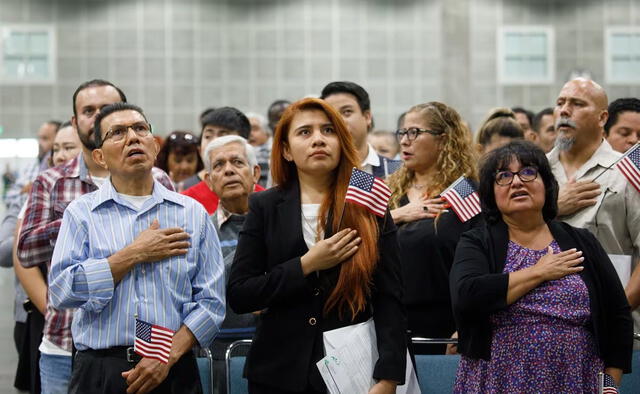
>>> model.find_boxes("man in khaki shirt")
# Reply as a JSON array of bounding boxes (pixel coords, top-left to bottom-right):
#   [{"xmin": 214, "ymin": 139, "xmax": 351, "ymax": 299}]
[{"xmin": 547, "ymin": 78, "xmax": 640, "ymax": 326}]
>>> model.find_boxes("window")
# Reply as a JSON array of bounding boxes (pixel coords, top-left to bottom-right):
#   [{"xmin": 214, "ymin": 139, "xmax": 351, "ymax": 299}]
[
  {"xmin": 606, "ymin": 27, "xmax": 640, "ymax": 84},
  {"xmin": 0, "ymin": 25, "xmax": 56, "ymax": 84},
  {"xmin": 497, "ymin": 26, "xmax": 554, "ymax": 85}
]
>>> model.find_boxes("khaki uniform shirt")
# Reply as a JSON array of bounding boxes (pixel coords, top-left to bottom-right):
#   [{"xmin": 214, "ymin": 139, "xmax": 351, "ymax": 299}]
[
  {"xmin": 548, "ymin": 139, "xmax": 640, "ymax": 339},
  {"xmin": 548, "ymin": 139, "xmax": 640, "ymax": 257}
]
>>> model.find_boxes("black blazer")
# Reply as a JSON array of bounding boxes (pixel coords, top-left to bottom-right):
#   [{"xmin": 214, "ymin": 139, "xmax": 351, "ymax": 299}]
[
  {"xmin": 449, "ymin": 220, "xmax": 633, "ymax": 372},
  {"xmin": 227, "ymin": 180, "xmax": 407, "ymax": 392}
]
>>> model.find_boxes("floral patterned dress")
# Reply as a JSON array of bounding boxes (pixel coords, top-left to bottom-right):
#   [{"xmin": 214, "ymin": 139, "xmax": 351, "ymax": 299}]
[{"xmin": 454, "ymin": 240, "xmax": 604, "ymax": 393}]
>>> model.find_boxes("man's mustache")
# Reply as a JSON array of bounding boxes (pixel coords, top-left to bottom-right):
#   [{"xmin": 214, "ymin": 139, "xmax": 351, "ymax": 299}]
[{"xmin": 555, "ymin": 117, "xmax": 576, "ymax": 129}]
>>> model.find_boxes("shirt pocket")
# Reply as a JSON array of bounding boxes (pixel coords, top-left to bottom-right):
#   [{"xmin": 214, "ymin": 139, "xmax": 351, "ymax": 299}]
[
  {"xmin": 590, "ymin": 185, "xmax": 626, "ymax": 251},
  {"xmin": 160, "ymin": 254, "xmax": 194, "ymax": 298},
  {"xmin": 594, "ymin": 186, "xmax": 622, "ymax": 225}
]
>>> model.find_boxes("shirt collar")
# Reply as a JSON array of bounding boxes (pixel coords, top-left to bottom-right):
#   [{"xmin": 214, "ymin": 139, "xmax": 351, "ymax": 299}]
[
  {"xmin": 587, "ymin": 139, "xmax": 620, "ymax": 168},
  {"xmin": 58, "ymin": 154, "xmax": 82, "ymax": 179},
  {"xmin": 215, "ymin": 204, "xmax": 235, "ymax": 227},
  {"xmin": 77, "ymin": 153, "xmax": 91, "ymax": 182},
  {"xmin": 547, "ymin": 139, "xmax": 621, "ymax": 180},
  {"xmin": 361, "ymin": 143, "xmax": 380, "ymax": 168},
  {"xmin": 91, "ymin": 177, "xmax": 184, "ymax": 212}
]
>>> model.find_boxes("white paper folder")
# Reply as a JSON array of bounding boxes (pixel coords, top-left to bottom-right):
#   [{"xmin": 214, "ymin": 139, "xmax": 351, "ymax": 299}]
[{"xmin": 316, "ymin": 319, "xmax": 421, "ymax": 394}]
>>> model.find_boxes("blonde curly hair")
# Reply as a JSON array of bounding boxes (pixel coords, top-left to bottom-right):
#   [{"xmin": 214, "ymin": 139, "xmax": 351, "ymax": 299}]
[{"xmin": 387, "ymin": 102, "xmax": 478, "ymax": 209}]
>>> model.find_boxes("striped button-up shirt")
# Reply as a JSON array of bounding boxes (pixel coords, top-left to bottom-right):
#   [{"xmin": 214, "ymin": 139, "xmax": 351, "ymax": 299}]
[
  {"xmin": 48, "ymin": 178, "xmax": 225, "ymax": 350},
  {"xmin": 17, "ymin": 153, "xmax": 174, "ymax": 351}
]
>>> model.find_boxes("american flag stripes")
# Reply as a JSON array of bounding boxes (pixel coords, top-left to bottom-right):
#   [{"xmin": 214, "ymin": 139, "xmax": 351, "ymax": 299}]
[
  {"xmin": 345, "ymin": 168, "xmax": 392, "ymax": 217},
  {"xmin": 617, "ymin": 142, "xmax": 640, "ymax": 194},
  {"xmin": 440, "ymin": 176, "xmax": 481, "ymax": 223},
  {"xmin": 597, "ymin": 371, "xmax": 618, "ymax": 394},
  {"xmin": 134, "ymin": 319, "xmax": 174, "ymax": 364}
]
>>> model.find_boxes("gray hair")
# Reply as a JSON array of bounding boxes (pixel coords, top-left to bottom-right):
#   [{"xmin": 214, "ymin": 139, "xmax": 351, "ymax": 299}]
[
  {"xmin": 245, "ymin": 112, "xmax": 270, "ymax": 136},
  {"xmin": 203, "ymin": 135, "xmax": 258, "ymax": 171}
]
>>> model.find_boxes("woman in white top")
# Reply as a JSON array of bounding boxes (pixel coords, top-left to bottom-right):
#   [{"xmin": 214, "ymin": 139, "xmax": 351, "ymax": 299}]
[{"xmin": 227, "ymin": 97, "xmax": 407, "ymax": 394}]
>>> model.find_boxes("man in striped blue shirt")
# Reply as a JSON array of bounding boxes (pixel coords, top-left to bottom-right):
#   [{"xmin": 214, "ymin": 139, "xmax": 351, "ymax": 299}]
[{"xmin": 49, "ymin": 102, "xmax": 225, "ymax": 394}]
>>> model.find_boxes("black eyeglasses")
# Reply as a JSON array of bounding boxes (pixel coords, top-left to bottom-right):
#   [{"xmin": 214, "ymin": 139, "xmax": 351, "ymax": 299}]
[
  {"xmin": 495, "ymin": 166, "xmax": 539, "ymax": 186},
  {"xmin": 395, "ymin": 127, "xmax": 443, "ymax": 142}
]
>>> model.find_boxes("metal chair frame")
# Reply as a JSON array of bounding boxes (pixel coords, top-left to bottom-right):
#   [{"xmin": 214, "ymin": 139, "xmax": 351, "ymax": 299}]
[
  {"xmin": 225, "ymin": 339, "xmax": 253, "ymax": 394},
  {"xmin": 411, "ymin": 336, "xmax": 458, "ymax": 346},
  {"xmin": 195, "ymin": 346, "xmax": 215, "ymax": 394}
]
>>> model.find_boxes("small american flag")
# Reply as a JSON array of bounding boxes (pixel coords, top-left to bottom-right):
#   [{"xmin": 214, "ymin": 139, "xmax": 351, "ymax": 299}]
[
  {"xmin": 440, "ymin": 176, "xmax": 481, "ymax": 222},
  {"xmin": 617, "ymin": 142, "xmax": 640, "ymax": 193},
  {"xmin": 597, "ymin": 372, "xmax": 618, "ymax": 394},
  {"xmin": 134, "ymin": 319, "xmax": 174, "ymax": 364},
  {"xmin": 345, "ymin": 168, "xmax": 391, "ymax": 217}
]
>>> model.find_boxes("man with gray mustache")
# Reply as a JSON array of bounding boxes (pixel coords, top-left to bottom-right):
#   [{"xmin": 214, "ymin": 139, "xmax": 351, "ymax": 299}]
[{"xmin": 547, "ymin": 77, "xmax": 640, "ymax": 326}]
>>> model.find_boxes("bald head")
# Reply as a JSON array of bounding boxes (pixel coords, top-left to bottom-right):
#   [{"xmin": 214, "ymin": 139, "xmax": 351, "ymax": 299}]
[
  {"xmin": 560, "ymin": 78, "xmax": 608, "ymax": 111},
  {"xmin": 554, "ymin": 78, "xmax": 609, "ymax": 150}
]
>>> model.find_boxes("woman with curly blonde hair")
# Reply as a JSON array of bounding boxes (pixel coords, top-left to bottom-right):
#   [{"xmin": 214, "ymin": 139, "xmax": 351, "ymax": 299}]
[{"xmin": 388, "ymin": 101, "xmax": 482, "ymax": 354}]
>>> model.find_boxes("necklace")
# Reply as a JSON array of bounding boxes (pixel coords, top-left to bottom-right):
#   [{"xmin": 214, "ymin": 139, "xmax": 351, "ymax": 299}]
[{"xmin": 412, "ymin": 183, "xmax": 427, "ymax": 190}]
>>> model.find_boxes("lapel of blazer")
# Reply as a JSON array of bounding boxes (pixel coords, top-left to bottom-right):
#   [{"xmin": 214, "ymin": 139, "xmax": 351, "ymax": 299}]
[
  {"xmin": 275, "ymin": 179, "xmax": 309, "ymax": 255},
  {"xmin": 276, "ymin": 178, "xmax": 342, "ymax": 287}
]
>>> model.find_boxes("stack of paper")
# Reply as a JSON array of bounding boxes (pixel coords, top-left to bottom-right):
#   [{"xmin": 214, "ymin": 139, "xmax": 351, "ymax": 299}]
[{"xmin": 316, "ymin": 319, "xmax": 420, "ymax": 394}]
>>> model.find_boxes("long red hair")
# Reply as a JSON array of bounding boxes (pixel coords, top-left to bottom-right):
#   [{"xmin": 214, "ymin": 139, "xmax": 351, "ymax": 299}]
[{"xmin": 271, "ymin": 97, "xmax": 379, "ymax": 319}]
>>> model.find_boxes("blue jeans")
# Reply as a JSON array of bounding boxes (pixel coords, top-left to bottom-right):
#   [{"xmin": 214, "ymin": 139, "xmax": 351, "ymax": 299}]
[{"xmin": 40, "ymin": 353, "xmax": 72, "ymax": 394}]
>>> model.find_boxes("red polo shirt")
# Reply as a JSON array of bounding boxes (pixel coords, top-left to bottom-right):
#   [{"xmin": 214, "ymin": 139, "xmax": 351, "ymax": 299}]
[{"xmin": 181, "ymin": 180, "xmax": 265, "ymax": 214}]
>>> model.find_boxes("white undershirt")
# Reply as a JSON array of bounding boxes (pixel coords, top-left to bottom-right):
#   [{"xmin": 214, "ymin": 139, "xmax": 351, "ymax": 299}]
[
  {"xmin": 118, "ymin": 193, "xmax": 152, "ymax": 210},
  {"xmin": 90, "ymin": 175, "xmax": 107, "ymax": 188},
  {"xmin": 39, "ymin": 336, "xmax": 72, "ymax": 356},
  {"xmin": 301, "ymin": 204, "xmax": 321, "ymax": 249}
]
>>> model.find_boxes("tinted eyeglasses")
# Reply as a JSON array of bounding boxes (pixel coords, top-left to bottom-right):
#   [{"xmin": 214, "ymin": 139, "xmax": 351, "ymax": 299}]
[
  {"xmin": 102, "ymin": 122, "xmax": 152, "ymax": 145},
  {"xmin": 395, "ymin": 127, "xmax": 444, "ymax": 143},
  {"xmin": 494, "ymin": 166, "xmax": 539, "ymax": 186}
]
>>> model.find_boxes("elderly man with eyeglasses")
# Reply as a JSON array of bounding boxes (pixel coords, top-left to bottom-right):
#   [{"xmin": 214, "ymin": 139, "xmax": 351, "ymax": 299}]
[
  {"xmin": 17, "ymin": 80, "xmax": 174, "ymax": 394},
  {"xmin": 47, "ymin": 103, "xmax": 226, "ymax": 394}
]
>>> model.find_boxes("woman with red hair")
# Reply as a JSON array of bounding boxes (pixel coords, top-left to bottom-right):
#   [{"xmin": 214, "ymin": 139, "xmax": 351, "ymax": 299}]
[{"xmin": 228, "ymin": 98, "xmax": 406, "ymax": 394}]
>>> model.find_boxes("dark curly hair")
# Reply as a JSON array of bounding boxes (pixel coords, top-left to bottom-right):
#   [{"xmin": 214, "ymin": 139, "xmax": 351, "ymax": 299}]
[
  {"xmin": 604, "ymin": 98, "xmax": 640, "ymax": 136},
  {"xmin": 478, "ymin": 140, "xmax": 558, "ymax": 223}
]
